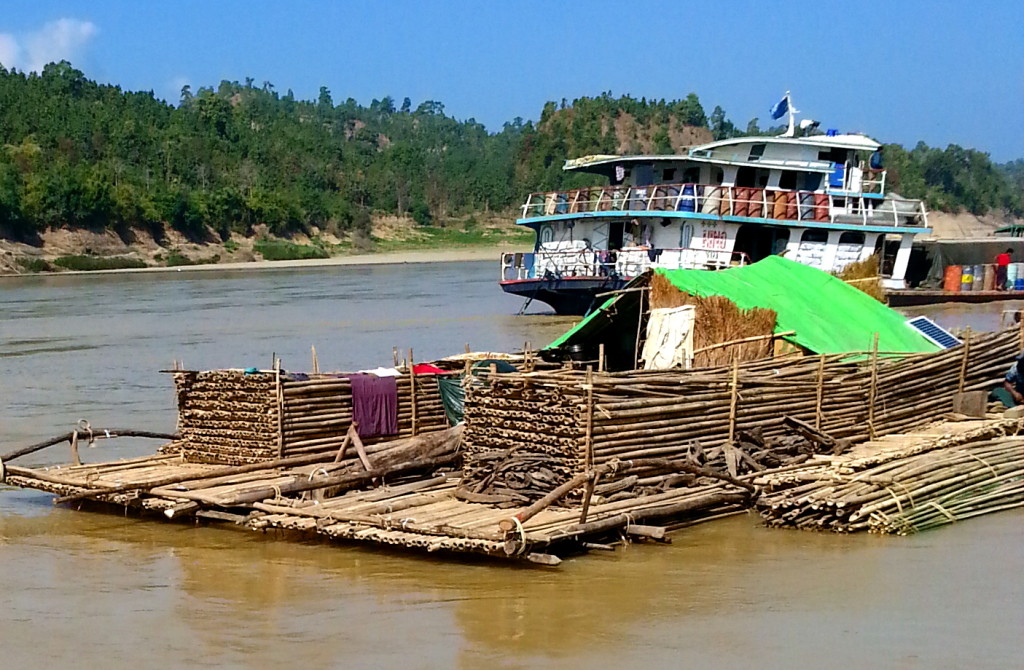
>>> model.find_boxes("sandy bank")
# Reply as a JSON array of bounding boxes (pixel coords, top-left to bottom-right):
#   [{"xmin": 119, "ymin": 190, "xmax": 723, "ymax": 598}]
[{"xmin": 0, "ymin": 244, "xmax": 528, "ymax": 279}]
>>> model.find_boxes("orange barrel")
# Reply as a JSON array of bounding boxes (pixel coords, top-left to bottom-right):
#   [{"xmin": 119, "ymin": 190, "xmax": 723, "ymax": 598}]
[
  {"xmin": 785, "ymin": 191, "xmax": 798, "ymax": 219},
  {"xmin": 961, "ymin": 265, "xmax": 974, "ymax": 292},
  {"xmin": 983, "ymin": 263, "xmax": 997, "ymax": 290},
  {"xmin": 772, "ymin": 190, "xmax": 787, "ymax": 219},
  {"xmin": 747, "ymin": 188, "xmax": 764, "ymax": 217},
  {"xmin": 734, "ymin": 187, "xmax": 750, "ymax": 217},
  {"xmin": 943, "ymin": 265, "xmax": 962, "ymax": 292},
  {"xmin": 813, "ymin": 193, "xmax": 829, "ymax": 221}
]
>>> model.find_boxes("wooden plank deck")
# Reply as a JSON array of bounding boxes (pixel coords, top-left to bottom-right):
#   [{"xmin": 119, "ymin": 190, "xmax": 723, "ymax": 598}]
[{"xmin": 5, "ymin": 417, "xmax": 1017, "ymax": 565}]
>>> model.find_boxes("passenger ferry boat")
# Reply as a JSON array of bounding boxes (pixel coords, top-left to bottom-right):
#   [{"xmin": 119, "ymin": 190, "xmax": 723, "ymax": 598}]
[{"xmin": 500, "ymin": 95, "xmax": 930, "ymax": 314}]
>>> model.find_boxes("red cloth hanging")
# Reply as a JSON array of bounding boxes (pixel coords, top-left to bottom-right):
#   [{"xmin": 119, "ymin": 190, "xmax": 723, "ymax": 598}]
[{"xmin": 412, "ymin": 363, "xmax": 446, "ymax": 375}]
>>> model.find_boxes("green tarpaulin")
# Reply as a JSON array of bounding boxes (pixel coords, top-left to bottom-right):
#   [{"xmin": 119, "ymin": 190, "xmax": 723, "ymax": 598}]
[
  {"xmin": 436, "ymin": 376, "xmax": 464, "ymax": 425},
  {"xmin": 549, "ymin": 256, "xmax": 939, "ymax": 356}
]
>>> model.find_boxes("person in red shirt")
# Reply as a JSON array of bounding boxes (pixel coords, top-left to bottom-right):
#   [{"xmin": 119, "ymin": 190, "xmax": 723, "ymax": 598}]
[{"xmin": 996, "ymin": 248, "xmax": 1013, "ymax": 290}]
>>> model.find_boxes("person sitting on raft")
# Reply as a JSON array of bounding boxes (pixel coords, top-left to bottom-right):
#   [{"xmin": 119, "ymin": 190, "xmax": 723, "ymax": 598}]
[{"xmin": 993, "ymin": 355, "xmax": 1024, "ymax": 407}]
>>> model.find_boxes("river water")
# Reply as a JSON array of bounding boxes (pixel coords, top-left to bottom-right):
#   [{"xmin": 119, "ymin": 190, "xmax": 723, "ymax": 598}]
[{"xmin": 1, "ymin": 261, "xmax": 1021, "ymax": 669}]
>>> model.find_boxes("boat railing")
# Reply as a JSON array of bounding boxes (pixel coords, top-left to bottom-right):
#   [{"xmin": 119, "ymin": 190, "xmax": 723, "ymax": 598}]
[
  {"xmin": 501, "ymin": 247, "xmax": 749, "ymax": 282},
  {"xmin": 520, "ymin": 181, "xmax": 925, "ymax": 228}
]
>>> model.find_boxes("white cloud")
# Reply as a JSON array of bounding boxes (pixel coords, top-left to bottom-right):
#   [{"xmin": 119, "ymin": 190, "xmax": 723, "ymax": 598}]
[
  {"xmin": 0, "ymin": 18, "xmax": 97, "ymax": 73},
  {"xmin": 0, "ymin": 33, "xmax": 20, "ymax": 69}
]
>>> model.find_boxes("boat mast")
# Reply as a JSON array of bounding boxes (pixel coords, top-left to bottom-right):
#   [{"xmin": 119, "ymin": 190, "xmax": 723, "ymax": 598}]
[{"xmin": 779, "ymin": 91, "xmax": 798, "ymax": 138}]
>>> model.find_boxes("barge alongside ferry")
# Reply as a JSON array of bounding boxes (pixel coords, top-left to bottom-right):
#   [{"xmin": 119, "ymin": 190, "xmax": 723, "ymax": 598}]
[{"xmin": 500, "ymin": 94, "xmax": 930, "ymax": 314}]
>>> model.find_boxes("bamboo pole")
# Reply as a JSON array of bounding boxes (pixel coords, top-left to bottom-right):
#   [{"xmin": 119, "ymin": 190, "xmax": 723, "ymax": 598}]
[
  {"xmin": 275, "ymin": 362, "xmax": 285, "ymax": 459},
  {"xmin": 585, "ymin": 366, "xmax": 594, "ymax": 470},
  {"xmin": 498, "ymin": 471, "xmax": 592, "ymax": 532},
  {"xmin": 815, "ymin": 354, "xmax": 825, "ymax": 430},
  {"xmin": 728, "ymin": 358, "xmax": 740, "ymax": 443},
  {"xmin": 693, "ymin": 330, "xmax": 797, "ymax": 355},
  {"xmin": 0, "ymin": 429, "xmax": 179, "ymax": 463},
  {"xmin": 634, "ymin": 285, "xmax": 645, "ymax": 369},
  {"xmin": 69, "ymin": 431, "xmax": 81, "ymax": 466},
  {"xmin": 958, "ymin": 328, "xmax": 971, "ymax": 393},
  {"xmin": 409, "ymin": 348, "xmax": 418, "ymax": 436},
  {"xmin": 868, "ymin": 332, "xmax": 879, "ymax": 440}
]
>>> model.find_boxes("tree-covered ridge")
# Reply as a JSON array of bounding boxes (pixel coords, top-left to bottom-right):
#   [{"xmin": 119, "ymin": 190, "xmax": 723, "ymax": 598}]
[
  {"xmin": 0, "ymin": 62, "xmax": 1020, "ymax": 243},
  {"xmin": 0, "ymin": 61, "xmax": 524, "ymax": 241}
]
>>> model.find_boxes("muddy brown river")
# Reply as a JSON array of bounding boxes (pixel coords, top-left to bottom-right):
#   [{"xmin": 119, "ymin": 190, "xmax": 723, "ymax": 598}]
[{"xmin": 2, "ymin": 261, "xmax": 1022, "ymax": 668}]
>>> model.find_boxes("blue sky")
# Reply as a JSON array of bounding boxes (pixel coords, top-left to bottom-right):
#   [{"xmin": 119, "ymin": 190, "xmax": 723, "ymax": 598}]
[{"xmin": 2, "ymin": 1, "xmax": 1022, "ymax": 161}]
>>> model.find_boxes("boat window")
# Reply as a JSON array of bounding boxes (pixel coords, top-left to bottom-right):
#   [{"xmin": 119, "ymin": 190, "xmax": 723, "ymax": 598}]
[
  {"xmin": 818, "ymin": 147, "xmax": 848, "ymax": 163},
  {"xmin": 734, "ymin": 224, "xmax": 790, "ymax": 263},
  {"xmin": 736, "ymin": 166, "xmax": 756, "ymax": 187},
  {"xmin": 634, "ymin": 164, "xmax": 655, "ymax": 186},
  {"xmin": 800, "ymin": 173, "xmax": 823, "ymax": 191},
  {"xmin": 839, "ymin": 231, "xmax": 865, "ymax": 245},
  {"xmin": 608, "ymin": 221, "xmax": 625, "ymax": 250},
  {"xmin": 801, "ymin": 229, "xmax": 829, "ymax": 244},
  {"xmin": 736, "ymin": 166, "xmax": 770, "ymax": 188},
  {"xmin": 778, "ymin": 171, "xmax": 798, "ymax": 190},
  {"xmin": 662, "ymin": 168, "xmax": 676, "ymax": 182},
  {"xmin": 748, "ymin": 144, "xmax": 766, "ymax": 161},
  {"xmin": 712, "ymin": 167, "xmax": 724, "ymax": 184},
  {"xmin": 682, "ymin": 167, "xmax": 700, "ymax": 183}
]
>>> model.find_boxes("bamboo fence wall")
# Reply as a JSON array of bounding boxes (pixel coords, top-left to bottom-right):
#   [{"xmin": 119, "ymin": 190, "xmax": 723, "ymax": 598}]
[
  {"xmin": 462, "ymin": 328, "xmax": 1019, "ymax": 499},
  {"xmin": 174, "ymin": 370, "xmax": 451, "ymax": 464}
]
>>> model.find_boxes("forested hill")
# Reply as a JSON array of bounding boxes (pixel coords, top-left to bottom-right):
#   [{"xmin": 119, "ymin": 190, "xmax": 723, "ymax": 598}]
[{"xmin": 0, "ymin": 62, "xmax": 1020, "ymax": 244}]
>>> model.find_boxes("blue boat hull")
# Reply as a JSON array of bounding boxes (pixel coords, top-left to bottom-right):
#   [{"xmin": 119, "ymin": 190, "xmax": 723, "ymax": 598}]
[{"xmin": 500, "ymin": 276, "xmax": 629, "ymax": 315}]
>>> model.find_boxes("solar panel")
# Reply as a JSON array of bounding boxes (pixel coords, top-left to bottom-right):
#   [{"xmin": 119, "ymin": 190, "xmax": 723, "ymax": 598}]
[{"xmin": 906, "ymin": 316, "xmax": 961, "ymax": 349}]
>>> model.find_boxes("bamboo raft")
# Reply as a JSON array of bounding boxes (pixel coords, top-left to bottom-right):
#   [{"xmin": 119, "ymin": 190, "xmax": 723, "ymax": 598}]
[
  {"xmin": 3, "ymin": 329, "xmax": 1023, "ymax": 566},
  {"xmin": 3, "ymin": 418, "xmax": 1018, "ymax": 565},
  {"xmin": 0, "ymin": 426, "xmax": 751, "ymax": 565}
]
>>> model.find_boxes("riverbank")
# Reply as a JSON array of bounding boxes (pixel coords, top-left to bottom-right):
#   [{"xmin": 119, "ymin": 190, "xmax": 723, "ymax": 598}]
[
  {"xmin": 0, "ymin": 244, "xmax": 527, "ymax": 278},
  {"xmin": 0, "ymin": 213, "xmax": 533, "ymax": 277},
  {"xmin": 2, "ymin": 210, "xmax": 1018, "ymax": 278}
]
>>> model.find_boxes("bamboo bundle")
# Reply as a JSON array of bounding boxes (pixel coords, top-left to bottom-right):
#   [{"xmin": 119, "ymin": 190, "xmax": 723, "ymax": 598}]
[
  {"xmin": 174, "ymin": 371, "xmax": 279, "ymax": 464},
  {"xmin": 174, "ymin": 369, "xmax": 454, "ymax": 464},
  {"xmin": 755, "ymin": 434, "xmax": 1024, "ymax": 533},
  {"xmin": 460, "ymin": 328, "xmax": 1020, "ymax": 506},
  {"xmin": 873, "ymin": 470, "xmax": 1023, "ymax": 534}
]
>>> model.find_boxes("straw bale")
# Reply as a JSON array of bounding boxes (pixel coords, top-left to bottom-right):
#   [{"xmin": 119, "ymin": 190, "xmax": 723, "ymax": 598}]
[
  {"xmin": 835, "ymin": 254, "xmax": 884, "ymax": 302},
  {"xmin": 649, "ymin": 273, "xmax": 777, "ymax": 367}
]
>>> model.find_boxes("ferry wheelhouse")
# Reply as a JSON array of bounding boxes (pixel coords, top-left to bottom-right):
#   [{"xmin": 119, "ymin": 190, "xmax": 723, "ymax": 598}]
[{"xmin": 500, "ymin": 104, "xmax": 930, "ymax": 315}]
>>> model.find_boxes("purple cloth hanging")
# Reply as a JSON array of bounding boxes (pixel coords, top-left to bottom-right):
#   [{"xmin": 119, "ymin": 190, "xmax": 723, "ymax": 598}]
[{"xmin": 346, "ymin": 374, "xmax": 398, "ymax": 438}]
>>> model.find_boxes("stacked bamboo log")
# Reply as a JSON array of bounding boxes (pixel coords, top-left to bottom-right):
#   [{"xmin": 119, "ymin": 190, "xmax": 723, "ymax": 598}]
[
  {"xmin": 460, "ymin": 379, "xmax": 580, "ymax": 504},
  {"xmin": 173, "ymin": 371, "xmax": 279, "ymax": 464},
  {"xmin": 755, "ymin": 428, "xmax": 1024, "ymax": 533},
  {"xmin": 461, "ymin": 328, "xmax": 1021, "ymax": 504},
  {"xmin": 174, "ymin": 369, "xmax": 453, "ymax": 464}
]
